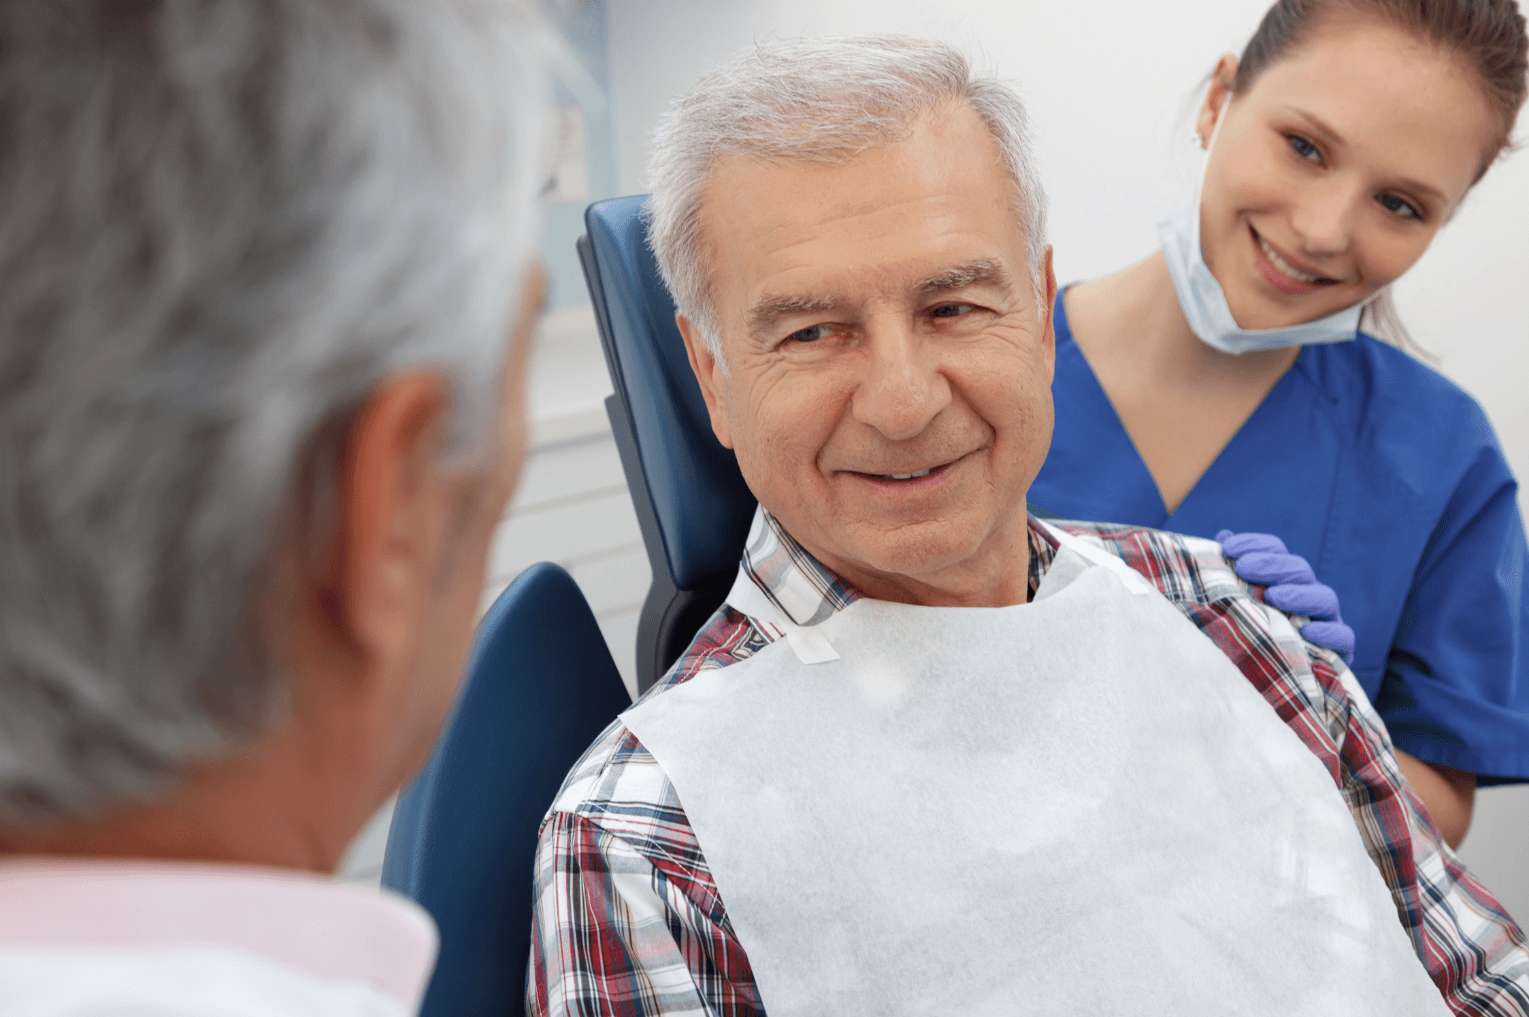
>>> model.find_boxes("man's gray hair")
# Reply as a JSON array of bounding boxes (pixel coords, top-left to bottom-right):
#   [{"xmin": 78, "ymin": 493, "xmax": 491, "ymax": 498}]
[
  {"xmin": 646, "ymin": 36, "xmax": 1049, "ymax": 360},
  {"xmin": 0, "ymin": 0, "xmax": 546, "ymax": 828}
]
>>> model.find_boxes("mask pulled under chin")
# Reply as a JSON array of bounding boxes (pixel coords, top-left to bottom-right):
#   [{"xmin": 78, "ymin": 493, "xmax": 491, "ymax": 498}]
[
  {"xmin": 1156, "ymin": 201, "xmax": 1367, "ymax": 356},
  {"xmin": 1156, "ymin": 93, "xmax": 1373, "ymax": 356}
]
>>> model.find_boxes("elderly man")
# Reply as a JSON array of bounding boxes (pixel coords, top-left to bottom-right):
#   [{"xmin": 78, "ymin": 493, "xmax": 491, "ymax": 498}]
[
  {"xmin": 0, "ymin": 2, "xmax": 546, "ymax": 1013},
  {"xmin": 529, "ymin": 37, "xmax": 1529, "ymax": 1017}
]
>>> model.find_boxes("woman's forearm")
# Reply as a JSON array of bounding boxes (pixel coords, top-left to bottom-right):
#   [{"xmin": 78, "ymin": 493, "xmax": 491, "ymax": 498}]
[{"xmin": 1395, "ymin": 749, "xmax": 1476, "ymax": 849}]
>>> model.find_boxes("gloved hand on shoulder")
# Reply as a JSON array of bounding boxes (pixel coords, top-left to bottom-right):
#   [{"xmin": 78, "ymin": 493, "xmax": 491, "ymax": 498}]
[{"xmin": 1216, "ymin": 530, "xmax": 1356, "ymax": 664}]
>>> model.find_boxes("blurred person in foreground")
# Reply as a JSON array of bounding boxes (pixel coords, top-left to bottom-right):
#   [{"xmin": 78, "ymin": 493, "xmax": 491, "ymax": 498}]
[
  {"xmin": 528, "ymin": 37, "xmax": 1528, "ymax": 1017},
  {"xmin": 0, "ymin": 2, "xmax": 547, "ymax": 1013}
]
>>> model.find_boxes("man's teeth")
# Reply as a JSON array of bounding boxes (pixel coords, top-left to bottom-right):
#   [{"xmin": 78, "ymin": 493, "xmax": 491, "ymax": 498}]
[
  {"xmin": 1258, "ymin": 235, "xmax": 1322, "ymax": 284},
  {"xmin": 887, "ymin": 468, "xmax": 933, "ymax": 480}
]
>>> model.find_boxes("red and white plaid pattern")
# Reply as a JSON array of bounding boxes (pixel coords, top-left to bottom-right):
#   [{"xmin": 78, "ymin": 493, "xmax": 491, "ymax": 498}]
[{"xmin": 528, "ymin": 510, "xmax": 1529, "ymax": 1016}]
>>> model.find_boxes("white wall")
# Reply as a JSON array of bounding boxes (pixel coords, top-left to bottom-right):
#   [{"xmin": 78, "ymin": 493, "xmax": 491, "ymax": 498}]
[{"xmin": 604, "ymin": 0, "xmax": 1529, "ymax": 921}]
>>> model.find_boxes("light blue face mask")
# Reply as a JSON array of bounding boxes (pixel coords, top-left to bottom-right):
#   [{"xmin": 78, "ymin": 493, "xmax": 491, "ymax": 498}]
[{"xmin": 1155, "ymin": 100, "xmax": 1372, "ymax": 355}]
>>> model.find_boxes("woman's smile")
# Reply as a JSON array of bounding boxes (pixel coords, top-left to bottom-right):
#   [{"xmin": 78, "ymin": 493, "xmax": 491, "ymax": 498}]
[{"xmin": 1249, "ymin": 224, "xmax": 1343, "ymax": 298}]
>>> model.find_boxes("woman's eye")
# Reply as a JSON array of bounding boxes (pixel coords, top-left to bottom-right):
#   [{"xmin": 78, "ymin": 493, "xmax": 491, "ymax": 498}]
[
  {"xmin": 1286, "ymin": 134, "xmax": 1321, "ymax": 163},
  {"xmin": 1378, "ymin": 193, "xmax": 1422, "ymax": 220},
  {"xmin": 785, "ymin": 324, "xmax": 832, "ymax": 344},
  {"xmin": 930, "ymin": 303, "xmax": 978, "ymax": 319}
]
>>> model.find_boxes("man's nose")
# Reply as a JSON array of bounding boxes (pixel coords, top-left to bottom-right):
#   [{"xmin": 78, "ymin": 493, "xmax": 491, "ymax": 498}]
[
  {"xmin": 1289, "ymin": 177, "xmax": 1361, "ymax": 259},
  {"xmin": 850, "ymin": 322, "xmax": 952, "ymax": 442}
]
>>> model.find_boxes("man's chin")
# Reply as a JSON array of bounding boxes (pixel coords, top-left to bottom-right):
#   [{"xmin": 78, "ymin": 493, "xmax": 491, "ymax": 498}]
[{"xmin": 831, "ymin": 526, "xmax": 990, "ymax": 584}]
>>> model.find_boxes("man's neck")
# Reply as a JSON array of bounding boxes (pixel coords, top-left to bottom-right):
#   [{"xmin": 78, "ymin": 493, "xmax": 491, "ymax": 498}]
[
  {"xmin": 803, "ymin": 512, "xmax": 1036, "ymax": 609},
  {"xmin": 0, "ymin": 727, "xmax": 378, "ymax": 874}
]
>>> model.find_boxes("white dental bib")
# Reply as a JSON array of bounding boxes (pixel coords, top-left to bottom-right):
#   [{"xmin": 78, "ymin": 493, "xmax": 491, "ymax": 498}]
[{"xmin": 621, "ymin": 528, "xmax": 1446, "ymax": 1016}]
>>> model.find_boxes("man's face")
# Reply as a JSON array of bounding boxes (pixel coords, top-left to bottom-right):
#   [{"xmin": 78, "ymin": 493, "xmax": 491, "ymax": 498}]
[{"xmin": 681, "ymin": 106, "xmax": 1057, "ymax": 597}]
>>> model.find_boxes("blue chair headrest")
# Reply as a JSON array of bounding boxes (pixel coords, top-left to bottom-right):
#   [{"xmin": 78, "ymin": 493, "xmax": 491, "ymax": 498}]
[{"xmin": 584, "ymin": 196, "xmax": 756, "ymax": 593}]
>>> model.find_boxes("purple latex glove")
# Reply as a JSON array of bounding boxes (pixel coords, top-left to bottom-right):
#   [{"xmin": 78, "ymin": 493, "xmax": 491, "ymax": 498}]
[{"xmin": 1216, "ymin": 530, "xmax": 1356, "ymax": 663}]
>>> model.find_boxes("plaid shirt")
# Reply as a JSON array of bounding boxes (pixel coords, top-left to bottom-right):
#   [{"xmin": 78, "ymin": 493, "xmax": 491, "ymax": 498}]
[{"xmin": 529, "ymin": 508, "xmax": 1529, "ymax": 1016}]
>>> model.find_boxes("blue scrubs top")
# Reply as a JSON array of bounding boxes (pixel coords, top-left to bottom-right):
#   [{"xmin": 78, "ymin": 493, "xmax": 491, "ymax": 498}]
[{"xmin": 1032, "ymin": 293, "xmax": 1529, "ymax": 784}]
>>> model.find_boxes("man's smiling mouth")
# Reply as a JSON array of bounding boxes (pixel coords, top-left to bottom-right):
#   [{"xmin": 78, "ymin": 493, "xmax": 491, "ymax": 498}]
[
  {"xmin": 845, "ymin": 452, "xmax": 977, "ymax": 485},
  {"xmin": 851, "ymin": 465, "xmax": 947, "ymax": 482}
]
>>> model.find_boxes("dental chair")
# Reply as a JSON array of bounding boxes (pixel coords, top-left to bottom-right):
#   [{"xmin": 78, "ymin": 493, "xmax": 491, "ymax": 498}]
[
  {"xmin": 381, "ymin": 562, "xmax": 631, "ymax": 1017},
  {"xmin": 578, "ymin": 195, "xmax": 757, "ymax": 694}
]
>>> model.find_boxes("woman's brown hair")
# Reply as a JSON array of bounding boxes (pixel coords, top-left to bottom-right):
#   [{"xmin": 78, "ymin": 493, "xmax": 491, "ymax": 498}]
[{"xmin": 1230, "ymin": 0, "xmax": 1528, "ymax": 350}]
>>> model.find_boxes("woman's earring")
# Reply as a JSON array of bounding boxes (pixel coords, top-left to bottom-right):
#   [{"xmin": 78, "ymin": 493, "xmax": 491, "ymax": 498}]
[{"xmin": 1192, "ymin": 129, "xmax": 1205, "ymax": 149}]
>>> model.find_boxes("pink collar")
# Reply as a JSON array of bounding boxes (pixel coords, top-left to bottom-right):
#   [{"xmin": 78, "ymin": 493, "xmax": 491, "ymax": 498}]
[{"xmin": 0, "ymin": 858, "xmax": 436, "ymax": 1010}]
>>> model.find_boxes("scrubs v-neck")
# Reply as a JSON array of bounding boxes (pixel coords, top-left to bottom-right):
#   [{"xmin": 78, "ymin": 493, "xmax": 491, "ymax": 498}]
[{"xmin": 1030, "ymin": 292, "xmax": 1529, "ymax": 784}]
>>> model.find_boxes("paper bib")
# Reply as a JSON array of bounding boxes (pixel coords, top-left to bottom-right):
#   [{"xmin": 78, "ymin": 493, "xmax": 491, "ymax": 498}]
[{"xmin": 622, "ymin": 537, "xmax": 1446, "ymax": 1016}]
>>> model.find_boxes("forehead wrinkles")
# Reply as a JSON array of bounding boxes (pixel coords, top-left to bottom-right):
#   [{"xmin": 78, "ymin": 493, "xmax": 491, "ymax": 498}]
[
  {"xmin": 701, "ymin": 136, "xmax": 1031, "ymax": 356},
  {"xmin": 698, "ymin": 106, "xmax": 1017, "ymax": 262}
]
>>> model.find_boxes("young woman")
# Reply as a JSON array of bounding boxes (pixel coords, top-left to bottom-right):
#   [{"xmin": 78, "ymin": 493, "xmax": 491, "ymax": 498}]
[{"xmin": 1030, "ymin": 0, "xmax": 1529, "ymax": 847}]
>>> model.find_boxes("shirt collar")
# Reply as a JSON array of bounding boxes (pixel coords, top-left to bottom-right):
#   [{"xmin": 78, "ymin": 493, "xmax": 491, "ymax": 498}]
[
  {"xmin": 0, "ymin": 857, "xmax": 437, "ymax": 1010},
  {"xmin": 740, "ymin": 505, "xmax": 1056, "ymax": 627}
]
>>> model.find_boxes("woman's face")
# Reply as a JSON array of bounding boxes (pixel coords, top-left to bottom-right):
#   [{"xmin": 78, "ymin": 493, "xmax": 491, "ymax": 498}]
[{"xmin": 1197, "ymin": 18, "xmax": 1498, "ymax": 330}]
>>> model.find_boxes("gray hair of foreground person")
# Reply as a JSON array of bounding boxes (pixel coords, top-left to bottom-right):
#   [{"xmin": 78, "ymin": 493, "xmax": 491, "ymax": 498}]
[
  {"xmin": 0, "ymin": 0, "xmax": 546, "ymax": 828},
  {"xmin": 644, "ymin": 36, "xmax": 1049, "ymax": 364}
]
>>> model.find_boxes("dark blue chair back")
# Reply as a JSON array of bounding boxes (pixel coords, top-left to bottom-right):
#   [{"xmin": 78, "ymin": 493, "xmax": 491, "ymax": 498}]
[
  {"xmin": 578, "ymin": 196, "xmax": 757, "ymax": 693},
  {"xmin": 382, "ymin": 562, "xmax": 631, "ymax": 1017}
]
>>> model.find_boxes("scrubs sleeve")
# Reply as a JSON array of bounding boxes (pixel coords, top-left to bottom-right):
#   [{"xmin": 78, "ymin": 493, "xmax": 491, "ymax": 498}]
[{"xmin": 1373, "ymin": 431, "xmax": 1529, "ymax": 784}]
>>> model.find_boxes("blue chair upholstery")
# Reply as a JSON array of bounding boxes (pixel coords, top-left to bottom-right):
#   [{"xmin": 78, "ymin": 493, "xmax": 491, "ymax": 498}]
[
  {"xmin": 381, "ymin": 562, "xmax": 631, "ymax": 1017},
  {"xmin": 578, "ymin": 196, "xmax": 757, "ymax": 693}
]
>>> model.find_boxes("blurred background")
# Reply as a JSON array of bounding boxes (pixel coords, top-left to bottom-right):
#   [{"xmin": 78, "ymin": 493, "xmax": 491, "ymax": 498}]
[{"xmin": 345, "ymin": 0, "xmax": 1529, "ymax": 925}]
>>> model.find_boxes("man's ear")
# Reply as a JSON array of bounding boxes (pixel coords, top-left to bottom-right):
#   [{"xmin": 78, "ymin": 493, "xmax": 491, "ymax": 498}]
[
  {"xmin": 1196, "ymin": 54, "xmax": 1240, "ymax": 147},
  {"xmin": 676, "ymin": 311, "xmax": 734, "ymax": 449},
  {"xmin": 1040, "ymin": 245, "xmax": 1058, "ymax": 383},
  {"xmin": 332, "ymin": 372, "xmax": 456, "ymax": 676}
]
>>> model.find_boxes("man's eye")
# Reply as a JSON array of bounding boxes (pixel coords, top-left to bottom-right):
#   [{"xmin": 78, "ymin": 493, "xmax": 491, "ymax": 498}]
[
  {"xmin": 930, "ymin": 303, "xmax": 978, "ymax": 319},
  {"xmin": 785, "ymin": 324, "xmax": 831, "ymax": 344},
  {"xmin": 1378, "ymin": 193, "xmax": 1422, "ymax": 220},
  {"xmin": 1286, "ymin": 134, "xmax": 1321, "ymax": 163}
]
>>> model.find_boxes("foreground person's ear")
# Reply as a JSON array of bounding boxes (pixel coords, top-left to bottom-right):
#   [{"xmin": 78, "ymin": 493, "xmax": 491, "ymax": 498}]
[
  {"xmin": 678, "ymin": 311, "xmax": 734, "ymax": 449},
  {"xmin": 333, "ymin": 372, "xmax": 458, "ymax": 676}
]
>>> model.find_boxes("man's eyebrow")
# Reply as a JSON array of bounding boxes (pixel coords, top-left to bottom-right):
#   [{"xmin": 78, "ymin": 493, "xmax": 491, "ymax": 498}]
[
  {"xmin": 917, "ymin": 259, "xmax": 1013, "ymax": 294},
  {"xmin": 745, "ymin": 260, "xmax": 1014, "ymax": 335},
  {"xmin": 747, "ymin": 294, "xmax": 843, "ymax": 335}
]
